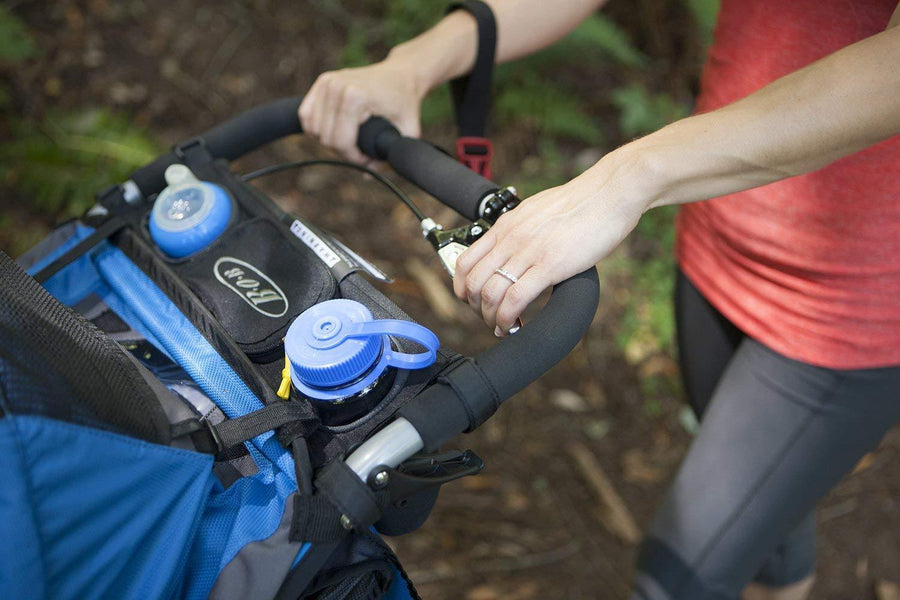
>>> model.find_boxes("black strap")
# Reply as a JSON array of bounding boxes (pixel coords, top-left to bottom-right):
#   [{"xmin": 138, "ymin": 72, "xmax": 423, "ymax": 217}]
[
  {"xmin": 32, "ymin": 216, "xmax": 129, "ymax": 284},
  {"xmin": 290, "ymin": 495, "xmax": 347, "ymax": 543},
  {"xmin": 213, "ymin": 401, "xmax": 318, "ymax": 450},
  {"xmin": 437, "ymin": 357, "xmax": 501, "ymax": 432},
  {"xmin": 446, "ymin": 1, "xmax": 497, "ymax": 138}
]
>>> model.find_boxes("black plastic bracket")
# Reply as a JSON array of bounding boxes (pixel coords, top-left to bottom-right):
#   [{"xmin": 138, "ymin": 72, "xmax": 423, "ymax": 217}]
[{"xmin": 371, "ymin": 449, "xmax": 485, "ymax": 508}]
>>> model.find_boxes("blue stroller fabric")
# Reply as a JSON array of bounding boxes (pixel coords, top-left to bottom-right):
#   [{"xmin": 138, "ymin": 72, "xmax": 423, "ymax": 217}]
[
  {"xmin": 0, "ymin": 416, "xmax": 214, "ymax": 599},
  {"xmin": 1, "ymin": 225, "xmax": 416, "ymax": 599}
]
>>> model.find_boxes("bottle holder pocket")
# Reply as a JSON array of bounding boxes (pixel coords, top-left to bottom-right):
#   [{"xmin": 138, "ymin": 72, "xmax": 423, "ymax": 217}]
[{"xmin": 172, "ymin": 217, "xmax": 338, "ymax": 362}]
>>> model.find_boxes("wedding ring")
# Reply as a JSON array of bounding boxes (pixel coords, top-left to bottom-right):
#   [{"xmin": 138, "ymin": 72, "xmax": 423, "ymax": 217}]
[{"xmin": 494, "ymin": 267, "xmax": 519, "ymax": 284}]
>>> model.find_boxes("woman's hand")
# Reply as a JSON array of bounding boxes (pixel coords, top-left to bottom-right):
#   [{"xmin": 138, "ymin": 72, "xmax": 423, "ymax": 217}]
[
  {"xmin": 299, "ymin": 56, "xmax": 427, "ymax": 164},
  {"xmin": 452, "ymin": 148, "xmax": 654, "ymax": 335}
]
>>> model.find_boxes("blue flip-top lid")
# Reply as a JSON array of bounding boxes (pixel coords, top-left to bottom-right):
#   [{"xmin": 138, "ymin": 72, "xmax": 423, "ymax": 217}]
[
  {"xmin": 149, "ymin": 165, "xmax": 232, "ymax": 258},
  {"xmin": 285, "ymin": 299, "xmax": 439, "ymax": 401}
]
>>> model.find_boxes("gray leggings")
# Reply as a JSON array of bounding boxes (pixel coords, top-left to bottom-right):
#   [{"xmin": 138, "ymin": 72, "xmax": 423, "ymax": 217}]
[{"xmin": 631, "ymin": 271, "xmax": 900, "ymax": 600}]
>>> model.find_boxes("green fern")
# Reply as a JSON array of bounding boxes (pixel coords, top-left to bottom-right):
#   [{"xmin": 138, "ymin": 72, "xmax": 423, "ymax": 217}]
[
  {"xmin": 684, "ymin": 0, "xmax": 721, "ymax": 45},
  {"xmin": 339, "ymin": 23, "xmax": 371, "ymax": 68},
  {"xmin": 611, "ymin": 83, "xmax": 688, "ymax": 137},
  {"xmin": 0, "ymin": 6, "xmax": 39, "ymax": 61},
  {"xmin": 494, "ymin": 70, "xmax": 603, "ymax": 144},
  {"xmin": 563, "ymin": 14, "xmax": 649, "ymax": 69},
  {"xmin": 1, "ymin": 110, "xmax": 161, "ymax": 218},
  {"xmin": 385, "ymin": 0, "xmax": 444, "ymax": 45},
  {"xmin": 613, "ymin": 205, "xmax": 679, "ymax": 359}
]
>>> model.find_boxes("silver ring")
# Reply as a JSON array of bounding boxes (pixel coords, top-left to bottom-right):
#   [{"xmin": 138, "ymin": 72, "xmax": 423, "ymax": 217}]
[{"xmin": 494, "ymin": 267, "xmax": 519, "ymax": 284}]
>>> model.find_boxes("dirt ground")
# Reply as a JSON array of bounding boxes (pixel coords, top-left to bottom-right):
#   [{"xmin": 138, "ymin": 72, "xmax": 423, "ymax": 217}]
[{"xmin": 3, "ymin": 1, "xmax": 900, "ymax": 599}]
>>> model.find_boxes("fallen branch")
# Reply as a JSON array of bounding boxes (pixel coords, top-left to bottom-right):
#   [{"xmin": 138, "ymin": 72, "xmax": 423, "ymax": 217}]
[
  {"xmin": 405, "ymin": 257, "xmax": 463, "ymax": 323},
  {"xmin": 567, "ymin": 442, "xmax": 641, "ymax": 545}
]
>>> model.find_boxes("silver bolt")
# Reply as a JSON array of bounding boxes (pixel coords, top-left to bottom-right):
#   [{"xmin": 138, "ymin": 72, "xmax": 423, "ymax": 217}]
[
  {"xmin": 470, "ymin": 225, "xmax": 483, "ymax": 236},
  {"xmin": 340, "ymin": 515, "xmax": 353, "ymax": 530},
  {"xmin": 373, "ymin": 471, "xmax": 390, "ymax": 487}
]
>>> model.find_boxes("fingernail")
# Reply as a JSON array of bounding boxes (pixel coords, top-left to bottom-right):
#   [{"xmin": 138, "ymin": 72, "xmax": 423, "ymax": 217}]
[{"xmin": 494, "ymin": 326, "xmax": 503, "ymax": 338}]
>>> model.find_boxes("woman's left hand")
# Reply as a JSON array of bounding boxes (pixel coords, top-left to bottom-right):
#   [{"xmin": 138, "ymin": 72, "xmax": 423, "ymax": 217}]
[{"xmin": 452, "ymin": 150, "xmax": 653, "ymax": 336}]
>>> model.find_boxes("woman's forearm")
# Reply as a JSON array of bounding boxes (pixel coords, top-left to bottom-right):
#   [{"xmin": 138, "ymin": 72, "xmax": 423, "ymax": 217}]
[
  {"xmin": 598, "ymin": 22, "xmax": 900, "ymax": 212},
  {"xmin": 387, "ymin": 0, "xmax": 606, "ymax": 97}
]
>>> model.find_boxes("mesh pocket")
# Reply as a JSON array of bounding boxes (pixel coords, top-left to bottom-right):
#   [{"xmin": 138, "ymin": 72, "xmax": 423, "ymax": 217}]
[{"xmin": 0, "ymin": 249, "xmax": 171, "ymax": 443}]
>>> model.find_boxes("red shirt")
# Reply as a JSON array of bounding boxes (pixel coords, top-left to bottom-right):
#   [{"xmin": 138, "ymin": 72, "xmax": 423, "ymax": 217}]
[{"xmin": 676, "ymin": 0, "xmax": 900, "ymax": 369}]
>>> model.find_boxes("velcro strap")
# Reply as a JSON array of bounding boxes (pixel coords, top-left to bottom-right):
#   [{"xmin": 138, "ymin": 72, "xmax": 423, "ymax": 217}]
[
  {"xmin": 213, "ymin": 401, "xmax": 318, "ymax": 450},
  {"xmin": 437, "ymin": 357, "xmax": 500, "ymax": 431},
  {"xmin": 290, "ymin": 495, "xmax": 347, "ymax": 543},
  {"xmin": 315, "ymin": 459, "xmax": 384, "ymax": 531}
]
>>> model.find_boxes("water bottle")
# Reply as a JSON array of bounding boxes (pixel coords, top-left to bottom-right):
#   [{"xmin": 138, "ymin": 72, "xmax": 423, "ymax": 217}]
[
  {"xmin": 285, "ymin": 299, "xmax": 439, "ymax": 425},
  {"xmin": 150, "ymin": 164, "xmax": 233, "ymax": 258}
]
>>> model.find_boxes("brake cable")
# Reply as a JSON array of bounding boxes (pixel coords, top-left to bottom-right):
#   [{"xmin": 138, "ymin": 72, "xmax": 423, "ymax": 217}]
[{"xmin": 241, "ymin": 159, "xmax": 427, "ymax": 222}]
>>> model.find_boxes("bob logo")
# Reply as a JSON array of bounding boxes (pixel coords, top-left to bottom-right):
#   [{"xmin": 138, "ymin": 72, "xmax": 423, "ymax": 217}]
[{"xmin": 213, "ymin": 257, "xmax": 289, "ymax": 318}]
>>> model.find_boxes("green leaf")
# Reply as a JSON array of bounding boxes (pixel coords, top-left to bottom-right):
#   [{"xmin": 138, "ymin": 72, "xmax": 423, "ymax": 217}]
[
  {"xmin": 0, "ymin": 6, "xmax": 39, "ymax": 61},
  {"xmin": 494, "ymin": 72, "xmax": 602, "ymax": 144},
  {"xmin": 1, "ymin": 109, "xmax": 162, "ymax": 218},
  {"xmin": 611, "ymin": 83, "xmax": 688, "ymax": 137},
  {"xmin": 684, "ymin": 0, "xmax": 721, "ymax": 44},
  {"xmin": 385, "ymin": 0, "xmax": 444, "ymax": 45},
  {"xmin": 339, "ymin": 24, "xmax": 371, "ymax": 68},
  {"xmin": 566, "ymin": 14, "xmax": 649, "ymax": 69}
]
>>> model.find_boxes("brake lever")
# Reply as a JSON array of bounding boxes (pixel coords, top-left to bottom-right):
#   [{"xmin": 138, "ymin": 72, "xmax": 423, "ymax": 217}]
[
  {"xmin": 421, "ymin": 186, "xmax": 522, "ymax": 334},
  {"xmin": 422, "ymin": 218, "xmax": 491, "ymax": 279}
]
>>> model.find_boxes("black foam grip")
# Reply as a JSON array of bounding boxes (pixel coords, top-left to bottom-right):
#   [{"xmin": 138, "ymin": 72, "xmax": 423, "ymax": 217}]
[
  {"xmin": 398, "ymin": 383, "xmax": 472, "ymax": 453},
  {"xmin": 131, "ymin": 96, "xmax": 304, "ymax": 196},
  {"xmin": 401, "ymin": 267, "xmax": 600, "ymax": 450},
  {"xmin": 357, "ymin": 116, "xmax": 497, "ymax": 221},
  {"xmin": 386, "ymin": 138, "xmax": 497, "ymax": 221}
]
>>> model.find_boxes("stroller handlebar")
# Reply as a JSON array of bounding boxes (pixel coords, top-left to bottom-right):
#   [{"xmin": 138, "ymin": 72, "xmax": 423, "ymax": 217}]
[
  {"xmin": 129, "ymin": 96, "xmax": 306, "ymax": 197},
  {"xmin": 127, "ymin": 97, "xmax": 600, "ymax": 481},
  {"xmin": 357, "ymin": 117, "xmax": 497, "ymax": 221}
]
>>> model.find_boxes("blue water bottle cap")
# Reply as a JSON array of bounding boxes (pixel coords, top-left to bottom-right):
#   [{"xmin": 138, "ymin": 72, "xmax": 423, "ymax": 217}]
[
  {"xmin": 150, "ymin": 165, "xmax": 232, "ymax": 258},
  {"xmin": 285, "ymin": 299, "xmax": 439, "ymax": 402}
]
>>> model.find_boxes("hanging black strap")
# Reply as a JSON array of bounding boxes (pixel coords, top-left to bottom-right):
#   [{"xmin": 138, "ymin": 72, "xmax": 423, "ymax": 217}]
[
  {"xmin": 214, "ymin": 401, "xmax": 318, "ymax": 450},
  {"xmin": 172, "ymin": 400, "xmax": 319, "ymax": 454},
  {"xmin": 32, "ymin": 216, "xmax": 129, "ymax": 284},
  {"xmin": 446, "ymin": 1, "xmax": 497, "ymax": 179}
]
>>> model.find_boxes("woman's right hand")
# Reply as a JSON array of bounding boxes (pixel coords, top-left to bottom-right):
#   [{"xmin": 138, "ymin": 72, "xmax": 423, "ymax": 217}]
[{"xmin": 299, "ymin": 57, "xmax": 427, "ymax": 165}]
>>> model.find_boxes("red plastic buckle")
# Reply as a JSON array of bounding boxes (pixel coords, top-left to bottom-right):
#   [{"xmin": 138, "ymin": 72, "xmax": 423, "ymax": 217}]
[{"xmin": 456, "ymin": 136, "xmax": 494, "ymax": 180}]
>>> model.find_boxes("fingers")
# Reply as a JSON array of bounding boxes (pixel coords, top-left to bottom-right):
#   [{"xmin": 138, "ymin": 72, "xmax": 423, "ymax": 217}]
[
  {"xmin": 454, "ymin": 215, "xmax": 516, "ymax": 315},
  {"xmin": 494, "ymin": 267, "xmax": 549, "ymax": 335},
  {"xmin": 478, "ymin": 254, "xmax": 532, "ymax": 331},
  {"xmin": 300, "ymin": 73, "xmax": 368, "ymax": 164},
  {"xmin": 301, "ymin": 62, "xmax": 425, "ymax": 165},
  {"xmin": 452, "ymin": 230, "xmax": 497, "ymax": 301},
  {"xmin": 299, "ymin": 73, "xmax": 330, "ymax": 139},
  {"xmin": 328, "ymin": 84, "xmax": 370, "ymax": 164}
]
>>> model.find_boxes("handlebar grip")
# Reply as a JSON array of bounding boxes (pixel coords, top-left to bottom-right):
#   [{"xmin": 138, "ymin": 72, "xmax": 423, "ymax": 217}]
[
  {"xmin": 358, "ymin": 117, "xmax": 498, "ymax": 221},
  {"xmin": 399, "ymin": 267, "xmax": 600, "ymax": 451},
  {"xmin": 130, "ymin": 96, "xmax": 305, "ymax": 196}
]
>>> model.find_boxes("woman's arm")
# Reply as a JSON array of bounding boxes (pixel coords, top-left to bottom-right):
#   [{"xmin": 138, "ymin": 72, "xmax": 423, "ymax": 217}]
[
  {"xmin": 298, "ymin": 0, "xmax": 606, "ymax": 163},
  {"xmin": 454, "ymin": 9, "xmax": 900, "ymax": 335}
]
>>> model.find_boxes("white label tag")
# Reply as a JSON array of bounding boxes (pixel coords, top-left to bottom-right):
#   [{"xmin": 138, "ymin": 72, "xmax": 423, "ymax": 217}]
[{"xmin": 290, "ymin": 220, "xmax": 341, "ymax": 268}]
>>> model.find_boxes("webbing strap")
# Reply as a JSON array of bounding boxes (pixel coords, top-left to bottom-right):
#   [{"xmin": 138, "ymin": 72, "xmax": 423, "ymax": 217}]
[
  {"xmin": 447, "ymin": 1, "xmax": 497, "ymax": 138},
  {"xmin": 290, "ymin": 495, "xmax": 346, "ymax": 543},
  {"xmin": 32, "ymin": 216, "xmax": 128, "ymax": 284},
  {"xmin": 213, "ymin": 401, "xmax": 318, "ymax": 450},
  {"xmin": 437, "ymin": 357, "xmax": 501, "ymax": 432},
  {"xmin": 447, "ymin": 0, "xmax": 497, "ymax": 179}
]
